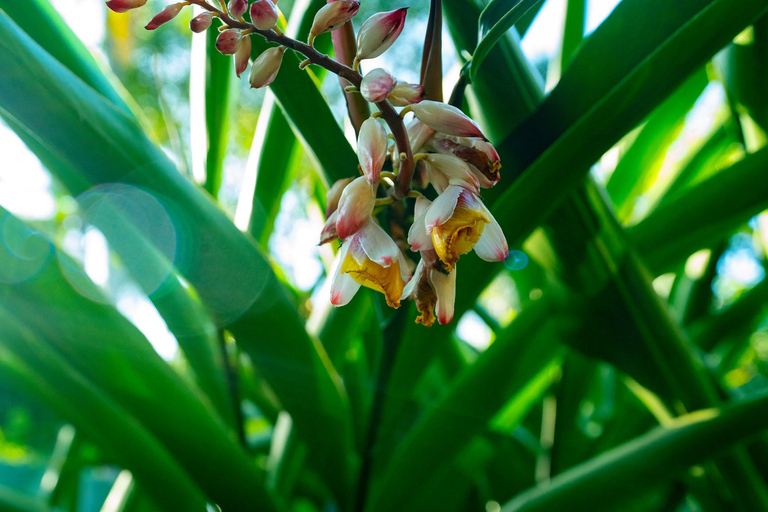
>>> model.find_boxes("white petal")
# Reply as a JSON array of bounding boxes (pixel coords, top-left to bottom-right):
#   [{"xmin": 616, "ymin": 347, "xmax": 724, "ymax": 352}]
[
  {"xmin": 357, "ymin": 118, "xmax": 388, "ymax": 184},
  {"xmin": 400, "ymin": 259, "xmax": 423, "ymax": 299},
  {"xmin": 336, "ymin": 176, "xmax": 375, "ymax": 239},
  {"xmin": 410, "ymin": 100, "xmax": 485, "ymax": 139},
  {"xmin": 407, "ymin": 196, "xmax": 433, "ymax": 251},
  {"xmin": 474, "ymin": 206, "xmax": 508, "ymax": 262},
  {"xmin": 358, "ymin": 220, "xmax": 400, "ymax": 267},
  {"xmin": 406, "ymin": 119, "xmax": 436, "ymax": 154},
  {"xmin": 330, "ymin": 244, "xmax": 361, "ymax": 306},
  {"xmin": 430, "ymin": 267, "xmax": 456, "ymax": 325},
  {"xmin": 425, "ymin": 154, "xmax": 479, "ymax": 194},
  {"xmin": 424, "ymin": 185, "xmax": 462, "ymax": 231}
]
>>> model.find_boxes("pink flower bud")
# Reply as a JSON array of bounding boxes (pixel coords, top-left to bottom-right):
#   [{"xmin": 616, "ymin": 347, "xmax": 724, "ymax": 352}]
[
  {"xmin": 105, "ymin": 0, "xmax": 147, "ymax": 13},
  {"xmin": 326, "ymin": 177, "xmax": 355, "ymax": 217},
  {"xmin": 234, "ymin": 35, "xmax": 252, "ymax": 77},
  {"xmin": 248, "ymin": 46, "xmax": 286, "ymax": 88},
  {"xmin": 335, "ymin": 176, "xmax": 375, "ymax": 240},
  {"xmin": 360, "ymin": 68, "xmax": 395, "ymax": 103},
  {"xmin": 250, "ymin": 0, "xmax": 279, "ymax": 30},
  {"xmin": 356, "ymin": 8, "xmax": 407, "ymax": 61},
  {"xmin": 357, "ymin": 118, "xmax": 388, "ymax": 185},
  {"xmin": 388, "ymin": 82, "xmax": 423, "ymax": 106},
  {"xmin": 216, "ymin": 29, "xmax": 243, "ymax": 55},
  {"xmin": 409, "ymin": 100, "xmax": 485, "ymax": 139},
  {"xmin": 308, "ymin": 0, "xmax": 360, "ymax": 46},
  {"xmin": 228, "ymin": 0, "xmax": 249, "ymax": 18},
  {"xmin": 320, "ymin": 210, "xmax": 339, "ymax": 245},
  {"xmin": 145, "ymin": 2, "xmax": 186, "ymax": 31},
  {"xmin": 190, "ymin": 12, "xmax": 213, "ymax": 33}
]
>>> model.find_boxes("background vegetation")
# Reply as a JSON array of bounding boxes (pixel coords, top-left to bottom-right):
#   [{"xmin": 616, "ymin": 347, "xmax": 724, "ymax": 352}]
[{"xmin": 1, "ymin": 0, "xmax": 768, "ymax": 511}]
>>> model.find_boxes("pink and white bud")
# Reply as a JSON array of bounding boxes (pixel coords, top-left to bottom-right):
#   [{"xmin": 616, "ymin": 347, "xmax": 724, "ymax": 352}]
[
  {"xmin": 309, "ymin": 0, "xmax": 360, "ymax": 46},
  {"xmin": 360, "ymin": 68, "xmax": 395, "ymax": 103},
  {"xmin": 356, "ymin": 8, "xmax": 407, "ymax": 61},
  {"xmin": 357, "ymin": 118, "xmax": 388, "ymax": 185},
  {"xmin": 388, "ymin": 81, "xmax": 424, "ymax": 106},
  {"xmin": 427, "ymin": 134, "xmax": 501, "ymax": 187},
  {"xmin": 250, "ymin": 0, "xmax": 280, "ymax": 30},
  {"xmin": 228, "ymin": 0, "xmax": 249, "ymax": 18},
  {"xmin": 248, "ymin": 46, "xmax": 286, "ymax": 88},
  {"xmin": 409, "ymin": 100, "xmax": 485, "ymax": 139},
  {"xmin": 190, "ymin": 12, "xmax": 213, "ymax": 33},
  {"xmin": 216, "ymin": 29, "xmax": 243, "ymax": 55},
  {"xmin": 234, "ymin": 35, "xmax": 252, "ymax": 77},
  {"xmin": 326, "ymin": 177, "xmax": 355, "ymax": 217},
  {"xmin": 335, "ymin": 176, "xmax": 375, "ymax": 240},
  {"xmin": 320, "ymin": 210, "xmax": 339, "ymax": 245},
  {"xmin": 106, "ymin": 0, "xmax": 147, "ymax": 13},
  {"xmin": 145, "ymin": 2, "xmax": 186, "ymax": 30}
]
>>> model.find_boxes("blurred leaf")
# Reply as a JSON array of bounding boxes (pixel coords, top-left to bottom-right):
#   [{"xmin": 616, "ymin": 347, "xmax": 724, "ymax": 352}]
[
  {"xmin": 472, "ymin": 0, "xmax": 543, "ymax": 81},
  {"xmin": 606, "ymin": 69, "xmax": 708, "ymax": 223},
  {"xmin": 628, "ymin": 146, "xmax": 768, "ymax": 273},
  {"xmin": 0, "ymin": 13, "xmax": 354, "ymax": 501},
  {"xmin": 501, "ymin": 390, "xmax": 768, "ymax": 512},
  {"xmin": 368, "ymin": 292, "xmax": 570, "ymax": 512}
]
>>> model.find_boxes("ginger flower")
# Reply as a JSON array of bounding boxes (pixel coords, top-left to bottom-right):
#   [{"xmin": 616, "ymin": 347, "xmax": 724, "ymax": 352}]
[{"xmin": 331, "ymin": 220, "xmax": 411, "ymax": 308}]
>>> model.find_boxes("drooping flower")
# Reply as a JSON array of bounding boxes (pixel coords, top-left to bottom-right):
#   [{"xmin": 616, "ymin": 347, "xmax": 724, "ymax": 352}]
[
  {"xmin": 248, "ymin": 46, "xmax": 286, "ymax": 88},
  {"xmin": 105, "ymin": 0, "xmax": 147, "ymax": 13},
  {"xmin": 424, "ymin": 185, "xmax": 507, "ymax": 271},
  {"xmin": 356, "ymin": 8, "xmax": 408, "ymax": 62},
  {"xmin": 234, "ymin": 35, "xmax": 252, "ymax": 77},
  {"xmin": 409, "ymin": 100, "xmax": 485, "ymax": 139},
  {"xmin": 250, "ymin": 0, "xmax": 280, "ymax": 31},
  {"xmin": 335, "ymin": 176, "xmax": 376, "ymax": 240},
  {"xmin": 426, "ymin": 134, "xmax": 501, "ymax": 187},
  {"xmin": 145, "ymin": 2, "xmax": 187, "ymax": 30},
  {"xmin": 418, "ymin": 153, "xmax": 480, "ymax": 194},
  {"xmin": 190, "ymin": 12, "xmax": 213, "ymax": 33},
  {"xmin": 330, "ymin": 220, "xmax": 411, "ymax": 308},
  {"xmin": 308, "ymin": 0, "xmax": 360, "ymax": 47},
  {"xmin": 357, "ymin": 118, "xmax": 388, "ymax": 186},
  {"xmin": 216, "ymin": 29, "xmax": 243, "ymax": 55},
  {"xmin": 401, "ymin": 254, "xmax": 456, "ymax": 326}
]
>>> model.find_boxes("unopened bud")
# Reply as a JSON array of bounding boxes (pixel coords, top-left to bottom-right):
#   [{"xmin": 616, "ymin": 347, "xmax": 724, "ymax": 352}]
[
  {"xmin": 357, "ymin": 118, "xmax": 388, "ymax": 185},
  {"xmin": 360, "ymin": 68, "xmax": 395, "ymax": 103},
  {"xmin": 105, "ymin": 0, "xmax": 147, "ymax": 13},
  {"xmin": 308, "ymin": 0, "xmax": 360, "ymax": 46},
  {"xmin": 356, "ymin": 8, "xmax": 407, "ymax": 61},
  {"xmin": 234, "ymin": 35, "xmax": 252, "ymax": 77},
  {"xmin": 250, "ymin": 0, "xmax": 279, "ymax": 31},
  {"xmin": 388, "ymin": 82, "xmax": 423, "ymax": 106},
  {"xmin": 228, "ymin": 0, "xmax": 248, "ymax": 18},
  {"xmin": 145, "ymin": 2, "xmax": 186, "ymax": 30},
  {"xmin": 248, "ymin": 46, "xmax": 286, "ymax": 88},
  {"xmin": 326, "ymin": 177, "xmax": 355, "ymax": 217},
  {"xmin": 216, "ymin": 29, "xmax": 243, "ymax": 55},
  {"xmin": 190, "ymin": 12, "xmax": 213, "ymax": 33},
  {"xmin": 409, "ymin": 100, "xmax": 485, "ymax": 139}
]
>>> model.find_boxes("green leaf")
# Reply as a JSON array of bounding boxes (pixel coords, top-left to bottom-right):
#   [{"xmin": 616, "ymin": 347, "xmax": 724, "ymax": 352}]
[
  {"xmin": 0, "ymin": 12, "xmax": 354, "ymax": 501},
  {"xmin": 471, "ymin": 0, "xmax": 544, "ymax": 81},
  {"xmin": 628, "ymin": 146, "xmax": 768, "ymax": 273},
  {"xmin": 368, "ymin": 292, "xmax": 569, "ymax": 512},
  {"xmin": 501, "ymin": 390, "xmax": 768, "ymax": 512}
]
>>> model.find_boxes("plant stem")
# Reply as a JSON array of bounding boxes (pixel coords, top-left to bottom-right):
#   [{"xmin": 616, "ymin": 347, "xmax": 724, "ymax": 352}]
[{"xmin": 355, "ymin": 307, "xmax": 408, "ymax": 512}]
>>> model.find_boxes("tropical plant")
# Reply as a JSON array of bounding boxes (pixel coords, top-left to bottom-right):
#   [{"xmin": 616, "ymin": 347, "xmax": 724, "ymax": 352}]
[{"xmin": 1, "ymin": 0, "xmax": 768, "ymax": 511}]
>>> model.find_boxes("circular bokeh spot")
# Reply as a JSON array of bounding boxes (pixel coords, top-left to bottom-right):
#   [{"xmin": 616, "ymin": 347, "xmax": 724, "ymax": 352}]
[
  {"xmin": 504, "ymin": 250, "xmax": 529, "ymax": 271},
  {"xmin": 0, "ymin": 212, "xmax": 51, "ymax": 284}
]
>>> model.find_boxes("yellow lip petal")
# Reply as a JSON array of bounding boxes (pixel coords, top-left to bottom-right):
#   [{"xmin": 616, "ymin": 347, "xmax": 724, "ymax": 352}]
[
  {"xmin": 432, "ymin": 205, "xmax": 489, "ymax": 271},
  {"xmin": 341, "ymin": 253, "xmax": 404, "ymax": 308}
]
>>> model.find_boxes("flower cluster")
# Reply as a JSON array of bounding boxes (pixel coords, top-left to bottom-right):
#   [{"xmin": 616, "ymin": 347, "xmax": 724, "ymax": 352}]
[{"xmin": 106, "ymin": 0, "xmax": 508, "ymax": 326}]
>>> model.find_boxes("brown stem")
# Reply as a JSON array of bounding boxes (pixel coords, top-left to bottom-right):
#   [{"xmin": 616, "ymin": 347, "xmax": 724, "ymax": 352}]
[{"xmin": 188, "ymin": 0, "xmax": 416, "ymax": 196}]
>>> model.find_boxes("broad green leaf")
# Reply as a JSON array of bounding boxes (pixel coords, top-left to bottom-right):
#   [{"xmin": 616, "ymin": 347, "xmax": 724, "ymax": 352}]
[
  {"xmin": 0, "ymin": 13, "xmax": 354, "ymax": 501},
  {"xmin": 628, "ymin": 146, "xmax": 768, "ymax": 273},
  {"xmin": 471, "ymin": 0, "xmax": 543, "ymax": 81},
  {"xmin": 367, "ymin": 292, "xmax": 569, "ymax": 512},
  {"xmin": 560, "ymin": 0, "xmax": 586, "ymax": 71},
  {"xmin": 0, "ymin": 316, "xmax": 210, "ymax": 512},
  {"xmin": 0, "ymin": 207, "xmax": 279, "ymax": 511},
  {"xmin": 606, "ymin": 69, "xmax": 708, "ymax": 223},
  {"xmin": 501, "ymin": 390, "xmax": 768, "ymax": 512}
]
